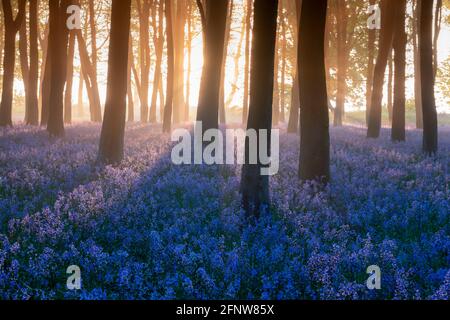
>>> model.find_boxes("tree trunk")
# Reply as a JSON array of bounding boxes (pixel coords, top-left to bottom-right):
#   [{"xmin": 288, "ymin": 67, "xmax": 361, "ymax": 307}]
[
  {"xmin": 287, "ymin": 0, "xmax": 302, "ymax": 134},
  {"xmin": 387, "ymin": 50, "xmax": 393, "ymax": 122},
  {"xmin": 77, "ymin": 70, "xmax": 84, "ymax": 118},
  {"xmin": 26, "ymin": 0, "xmax": 39, "ymax": 125},
  {"xmin": 240, "ymin": 0, "xmax": 278, "ymax": 218},
  {"xmin": 76, "ymin": 29, "xmax": 102, "ymax": 122},
  {"xmin": 196, "ymin": 0, "xmax": 229, "ymax": 133},
  {"xmin": 0, "ymin": 0, "xmax": 26, "ymax": 127},
  {"xmin": 366, "ymin": 0, "xmax": 376, "ymax": 126},
  {"xmin": 64, "ymin": 31, "xmax": 76, "ymax": 124},
  {"xmin": 137, "ymin": 0, "xmax": 151, "ymax": 123},
  {"xmin": 298, "ymin": 0, "xmax": 329, "ymax": 182},
  {"xmin": 98, "ymin": 0, "xmax": 132, "ymax": 164},
  {"xmin": 279, "ymin": 0, "xmax": 286, "ymax": 123},
  {"xmin": 219, "ymin": 0, "xmax": 233, "ymax": 125},
  {"xmin": 40, "ymin": 24, "xmax": 51, "ymax": 126},
  {"xmin": 19, "ymin": 5, "xmax": 30, "ymax": 122},
  {"xmin": 272, "ymin": 10, "xmax": 280, "ymax": 126},
  {"xmin": 173, "ymin": 0, "xmax": 186, "ymax": 124},
  {"xmin": 391, "ymin": 0, "xmax": 406, "ymax": 142},
  {"xmin": 47, "ymin": 0, "xmax": 70, "ymax": 137},
  {"xmin": 413, "ymin": 0, "xmax": 423, "ymax": 129},
  {"xmin": 419, "ymin": 0, "xmax": 438, "ymax": 155},
  {"xmin": 334, "ymin": 0, "xmax": 349, "ymax": 127},
  {"xmin": 185, "ymin": 0, "xmax": 193, "ymax": 122},
  {"xmin": 150, "ymin": 0, "xmax": 164, "ymax": 123},
  {"xmin": 242, "ymin": 0, "xmax": 252, "ymax": 124},
  {"xmin": 163, "ymin": 0, "xmax": 175, "ymax": 133},
  {"xmin": 367, "ymin": 0, "xmax": 395, "ymax": 138},
  {"xmin": 127, "ymin": 34, "xmax": 134, "ymax": 122}
]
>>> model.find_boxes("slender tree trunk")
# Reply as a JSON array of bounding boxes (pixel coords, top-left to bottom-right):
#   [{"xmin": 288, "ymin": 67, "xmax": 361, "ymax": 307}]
[
  {"xmin": 26, "ymin": 0, "xmax": 39, "ymax": 125},
  {"xmin": 391, "ymin": 0, "xmax": 406, "ymax": 142},
  {"xmin": 196, "ymin": 0, "xmax": 229, "ymax": 133},
  {"xmin": 137, "ymin": 0, "xmax": 151, "ymax": 123},
  {"xmin": 0, "ymin": 0, "xmax": 26, "ymax": 127},
  {"xmin": 298, "ymin": 0, "xmax": 330, "ymax": 182},
  {"xmin": 432, "ymin": 0, "xmax": 442, "ymax": 81},
  {"xmin": 272, "ymin": 8, "xmax": 280, "ymax": 126},
  {"xmin": 366, "ymin": 0, "xmax": 376, "ymax": 126},
  {"xmin": 185, "ymin": 0, "xmax": 193, "ymax": 122},
  {"xmin": 76, "ymin": 29, "xmax": 102, "ymax": 122},
  {"xmin": 279, "ymin": 0, "xmax": 287, "ymax": 123},
  {"xmin": 98, "ymin": 0, "xmax": 132, "ymax": 164},
  {"xmin": 219, "ymin": 0, "xmax": 233, "ymax": 125},
  {"xmin": 334, "ymin": 0, "xmax": 349, "ymax": 127},
  {"xmin": 242, "ymin": 0, "xmax": 252, "ymax": 124},
  {"xmin": 19, "ymin": 4, "xmax": 30, "ymax": 121},
  {"xmin": 47, "ymin": 0, "xmax": 70, "ymax": 137},
  {"xmin": 40, "ymin": 24, "xmax": 50, "ymax": 126},
  {"xmin": 163, "ymin": 0, "xmax": 175, "ymax": 133},
  {"xmin": 387, "ymin": 50, "xmax": 393, "ymax": 122},
  {"xmin": 240, "ymin": 0, "xmax": 278, "ymax": 218},
  {"xmin": 173, "ymin": 0, "xmax": 186, "ymax": 124},
  {"xmin": 419, "ymin": 0, "xmax": 438, "ymax": 155},
  {"xmin": 367, "ymin": 0, "xmax": 395, "ymax": 138},
  {"xmin": 150, "ymin": 0, "xmax": 164, "ymax": 123},
  {"xmin": 287, "ymin": 0, "xmax": 302, "ymax": 134},
  {"xmin": 413, "ymin": 0, "xmax": 423, "ymax": 129},
  {"xmin": 127, "ymin": 34, "xmax": 134, "ymax": 122},
  {"xmin": 77, "ymin": 70, "xmax": 84, "ymax": 118},
  {"xmin": 64, "ymin": 31, "xmax": 75, "ymax": 124}
]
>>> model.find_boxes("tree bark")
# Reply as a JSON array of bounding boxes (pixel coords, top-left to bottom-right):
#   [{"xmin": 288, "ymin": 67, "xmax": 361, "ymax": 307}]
[
  {"xmin": 412, "ymin": 0, "xmax": 423, "ymax": 129},
  {"xmin": 240, "ymin": 0, "xmax": 278, "ymax": 218},
  {"xmin": 127, "ymin": 33, "xmax": 134, "ymax": 122},
  {"xmin": 219, "ymin": 0, "xmax": 233, "ymax": 125},
  {"xmin": 76, "ymin": 29, "xmax": 102, "ymax": 122},
  {"xmin": 150, "ymin": 0, "xmax": 164, "ymax": 123},
  {"xmin": 242, "ymin": 0, "xmax": 252, "ymax": 124},
  {"xmin": 98, "ymin": 0, "xmax": 132, "ymax": 164},
  {"xmin": 387, "ymin": 50, "xmax": 393, "ymax": 122},
  {"xmin": 137, "ymin": 0, "xmax": 151, "ymax": 123},
  {"xmin": 26, "ymin": 0, "xmax": 39, "ymax": 125},
  {"xmin": 163, "ymin": 0, "xmax": 175, "ymax": 133},
  {"xmin": 298, "ymin": 0, "xmax": 330, "ymax": 182},
  {"xmin": 419, "ymin": 0, "xmax": 438, "ymax": 155},
  {"xmin": 366, "ymin": 0, "xmax": 376, "ymax": 126},
  {"xmin": 196, "ymin": 0, "xmax": 229, "ymax": 133},
  {"xmin": 47, "ymin": 0, "xmax": 70, "ymax": 137},
  {"xmin": 0, "ymin": 0, "xmax": 26, "ymax": 126},
  {"xmin": 64, "ymin": 31, "xmax": 76, "ymax": 124},
  {"xmin": 367, "ymin": 0, "xmax": 395, "ymax": 138},
  {"xmin": 391, "ymin": 0, "xmax": 406, "ymax": 142},
  {"xmin": 287, "ymin": 0, "xmax": 302, "ymax": 134},
  {"xmin": 173, "ymin": 0, "xmax": 186, "ymax": 124}
]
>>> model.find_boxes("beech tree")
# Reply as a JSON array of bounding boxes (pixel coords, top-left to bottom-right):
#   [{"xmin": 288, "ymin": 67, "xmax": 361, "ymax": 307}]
[
  {"xmin": 419, "ymin": 0, "xmax": 438, "ymax": 154},
  {"xmin": 367, "ymin": 0, "xmax": 395, "ymax": 138},
  {"xmin": 162, "ymin": 0, "xmax": 174, "ymax": 133},
  {"xmin": 298, "ymin": 0, "xmax": 330, "ymax": 182},
  {"xmin": 47, "ymin": 0, "xmax": 71, "ymax": 137},
  {"xmin": 241, "ymin": 0, "xmax": 278, "ymax": 218},
  {"xmin": 196, "ymin": 0, "xmax": 229, "ymax": 133},
  {"xmin": 0, "ymin": 0, "xmax": 26, "ymax": 127},
  {"xmin": 391, "ymin": 0, "xmax": 407, "ymax": 142},
  {"xmin": 98, "ymin": 0, "xmax": 132, "ymax": 164}
]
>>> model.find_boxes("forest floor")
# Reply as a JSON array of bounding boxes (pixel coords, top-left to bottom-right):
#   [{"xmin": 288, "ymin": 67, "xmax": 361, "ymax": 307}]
[{"xmin": 0, "ymin": 123, "xmax": 448, "ymax": 300}]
